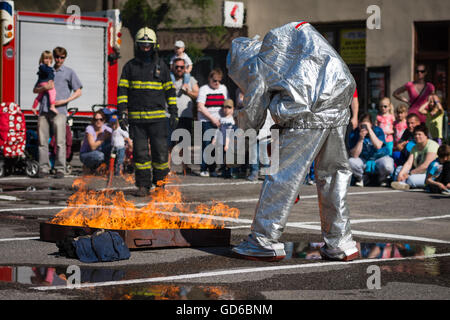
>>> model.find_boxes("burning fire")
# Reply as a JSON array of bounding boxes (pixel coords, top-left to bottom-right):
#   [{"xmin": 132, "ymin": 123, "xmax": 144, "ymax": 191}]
[{"xmin": 50, "ymin": 175, "xmax": 239, "ymax": 230}]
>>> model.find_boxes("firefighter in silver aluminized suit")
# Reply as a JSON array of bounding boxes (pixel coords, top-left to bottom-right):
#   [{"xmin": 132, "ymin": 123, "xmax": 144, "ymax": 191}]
[{"xmin": 227, "ymin": 21, "xmax": 359, "ymax": 261}]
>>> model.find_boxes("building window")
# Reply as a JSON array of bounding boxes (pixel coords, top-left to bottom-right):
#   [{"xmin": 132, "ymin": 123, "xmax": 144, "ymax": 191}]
[
  {"xmin": 367, "ymin": 67, "xmax": 390, "ymax": 111},
  {"xmin": 415, "ymin": 21, "xmax": 450, "ymax": 106}
]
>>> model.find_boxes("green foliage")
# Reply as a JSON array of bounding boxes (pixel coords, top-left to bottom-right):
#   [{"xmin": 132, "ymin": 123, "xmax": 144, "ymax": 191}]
[
  {"xmin": 121, "ymin": 0, "xmax": 170, "ymax": 39},
  {"xmin": 206, "ymin": 25, "xmax": 229, "ymax": 48},
  {"xmin": 121, "ymin": 0, "xmax": 214, "ymax": 38},
  {"xmin": 185, "ymin": 43, "xmax": 204, "ymax": 63}
]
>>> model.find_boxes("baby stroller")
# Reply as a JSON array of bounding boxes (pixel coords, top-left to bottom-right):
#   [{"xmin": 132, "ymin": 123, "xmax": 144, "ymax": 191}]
[
  {"xmin": 0, "ymin": 102, "xmax": 39, "ymax": 177},
  {"xmin": 48, "ymin": 107, "xmax": 78, "ymax": 175}
]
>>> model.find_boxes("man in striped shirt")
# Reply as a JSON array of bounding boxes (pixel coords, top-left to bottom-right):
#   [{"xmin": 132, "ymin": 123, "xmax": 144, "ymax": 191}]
[
  {"xmin": 117, "ymin": 27, "xmax": 177, "ymax": 196},
  {"xmin": 196, "ymin": 68, "xmax": 229, "ymax": 177}
]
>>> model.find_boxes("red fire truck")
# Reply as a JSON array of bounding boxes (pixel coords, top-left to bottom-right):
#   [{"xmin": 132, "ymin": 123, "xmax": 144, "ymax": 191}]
[{"xmin": 0, "ymin": 0, "xmax": 122, "ymax": 146}]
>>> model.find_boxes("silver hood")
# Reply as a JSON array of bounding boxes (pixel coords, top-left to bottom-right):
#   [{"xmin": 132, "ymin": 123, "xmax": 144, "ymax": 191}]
[{"xmin": 227, "ymin": 21, "xmax": 356, "ymax": 130}]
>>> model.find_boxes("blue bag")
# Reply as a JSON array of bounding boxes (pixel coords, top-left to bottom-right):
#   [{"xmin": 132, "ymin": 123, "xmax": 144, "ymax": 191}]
[{"xmin": 72, "ymin": 230, "xmax": 130, "ymax": 263}]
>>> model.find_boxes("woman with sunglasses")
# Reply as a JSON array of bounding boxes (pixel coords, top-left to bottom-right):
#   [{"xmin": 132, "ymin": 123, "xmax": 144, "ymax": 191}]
[
  {"xmin": 79, "ymin": 110, "xmax": 112, "ymax": 174},
  {"xmin": 393, "ymin": 64, "xmax": 435, "ymax": 123},
  {"xmin": 196, "ymin": 68, "xmax": 229, "ymax": 177}
]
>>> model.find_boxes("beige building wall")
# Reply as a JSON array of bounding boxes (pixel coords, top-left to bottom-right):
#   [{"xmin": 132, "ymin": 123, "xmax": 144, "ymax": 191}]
[
  {"xmin": 13, "ymin": 0, "xmax": 450, "ymax": 106},
  {"xmin": 243, "ymin": 0, "xmax": 450, "ymax": 104}
]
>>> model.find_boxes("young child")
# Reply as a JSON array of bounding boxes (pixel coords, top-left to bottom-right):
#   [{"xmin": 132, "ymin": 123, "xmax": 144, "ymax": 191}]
[
  {"xmin": 394, "ymin": 104, "xmax": 408, "ymax": 148},
  {"xmin": 169, "ymin": 40, "xmax": 193, "ymax": 86},
  {"xmin": 425, "ymin": 144, "xmax": 450, "ymax": 195},
  {"xmin": 419, "ymin": 94, "xmax": 444, "ymax": 145},
  {"xmin": 376, "ymin": 97, "xmax": 395, "ymax": 155},
  {"xmin": 110, "ymin": 115, "xmax": 133, "ymax": 176},
  {"xmin": 32, "ymin": 51, "xmax": 58, "ymax": 115},
  {"xmin": 212, "ymin": 99, "xmax": 237, "ymax": 178}
]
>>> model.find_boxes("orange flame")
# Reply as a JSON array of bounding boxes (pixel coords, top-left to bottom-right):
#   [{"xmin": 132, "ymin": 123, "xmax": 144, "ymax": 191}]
[{"xmin": 51, "ymin": 175, "xmax": 239, "ymax": 230}]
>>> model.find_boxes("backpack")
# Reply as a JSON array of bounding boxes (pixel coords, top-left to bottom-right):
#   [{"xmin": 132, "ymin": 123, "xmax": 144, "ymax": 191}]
[{"xmin": 57, "ymin": 230, "xmax": 130, "ymax": 263}]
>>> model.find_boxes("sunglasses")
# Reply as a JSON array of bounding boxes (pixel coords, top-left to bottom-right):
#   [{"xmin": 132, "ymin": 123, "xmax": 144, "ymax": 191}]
[
  {"xmin": 211, "ymin": 79, "xmax": 221, "ymax": 83},
  {"xmin": 416, "ymin": 69, "xmax": 426, "ymax": 73},
  {"xmin": 54, "ymin": 55, "xmax": 66, "ymax": 60},
  {"xmin": 223, "ymin": 106, "xmax": 233, "ymax": 109},
  {"xmin": 175, "ymin": 65, "xmax": 185, "ymax": 69},
  {"xmin": 94, "ymin": 118, "xmax": 104, "ymax": 122}
]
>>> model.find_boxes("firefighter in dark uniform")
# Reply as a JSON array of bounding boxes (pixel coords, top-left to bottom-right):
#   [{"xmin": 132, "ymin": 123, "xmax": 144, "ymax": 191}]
[{"xmin": 117, "ymin": 27, "xmax": 178, "ymax": 197}]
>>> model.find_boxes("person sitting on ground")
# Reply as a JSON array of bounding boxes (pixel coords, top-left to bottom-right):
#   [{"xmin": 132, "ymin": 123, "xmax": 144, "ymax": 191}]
[
  {"xmin": 376, "ymin": 97, "xmax": 395, "ymax": 155},
  {"xmin": 425, "ymin": 144, "xmax": 450, "ymax": 195},
  {"xmin": 391, "ymin": 124, "xmax": 439, "ymax": 190},
  {"xmin": 79, "ymin": 110, "xmax": 112, "ymax": 174},
  {"xmin": 348, "ymin": 113, "xmax": 394, "ymax": 187},
  {"xmin": 392, "ymin": 113, "xmax": 421, "ymax": 166},
  {"xmin": 419, "ymin": 93, "xmax": 445, "ymax": 145}
]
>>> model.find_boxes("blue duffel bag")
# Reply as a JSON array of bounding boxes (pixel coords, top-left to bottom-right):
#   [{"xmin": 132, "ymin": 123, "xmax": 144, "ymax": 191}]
[{"xmin": 72, "ymin": 230, "xmax": 130, "ymax": 263}]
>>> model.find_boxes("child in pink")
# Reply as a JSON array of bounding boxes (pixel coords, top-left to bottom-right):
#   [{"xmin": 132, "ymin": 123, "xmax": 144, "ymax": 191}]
[
  {"xmin": 32, "ymin": 51, "xmax": 58, "ymax": 115},
  {"xmin": 376, "ymin": 97, "xmax": 395, "ymax": 155},
  {"xmin": 394, "ymin": 104, "xmax": 408, "ymax": 148}
]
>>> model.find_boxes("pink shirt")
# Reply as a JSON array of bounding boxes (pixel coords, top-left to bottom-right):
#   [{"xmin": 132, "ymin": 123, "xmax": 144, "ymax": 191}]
[
  {"xmin": 393, "ymin": 120, "xmax": 407, "ymax": 146},
  {"xmin": 376, "ymin": 114, "xmax": 395, "ymax": 143},
  {"xmin": 404, "ymin": 81, "xmax": 435, "ymax": 123}
]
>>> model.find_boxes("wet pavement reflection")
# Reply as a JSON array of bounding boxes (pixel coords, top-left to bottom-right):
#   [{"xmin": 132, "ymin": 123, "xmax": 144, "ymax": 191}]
[
  {"xmin": 282, "ymin": 242, "xmax": 437, "ymax": 261},
  {"xmin": 0, "ymin": 265, "xmax": 235, "ymax": 299},
  {"xmin": 283, "ymin": 241, "xmax": 445, "ymax": 277},
  {"xmin": 0, "ymin": 242, "xmax": 446, "ymax": 300}
]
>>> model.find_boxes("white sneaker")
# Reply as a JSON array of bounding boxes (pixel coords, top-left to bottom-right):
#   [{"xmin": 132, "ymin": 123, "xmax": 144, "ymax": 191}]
[
  {"xmin": 200, "ymin": 171, "xmax": 210, "ymax": 177},
  {"xmin": 391, "ymin": 181, "xmax": 410, "ymax": 191},
  {"xmin": 355, "ymin": 179, "xmax": 364, "ymax": 187}
]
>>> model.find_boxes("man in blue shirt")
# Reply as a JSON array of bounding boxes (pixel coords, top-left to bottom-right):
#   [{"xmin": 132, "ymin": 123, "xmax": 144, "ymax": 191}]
[
  {"xmin": 34, "ymin": 47, "xmax": 83, "ymax": 179},
  {"xmin": 348, "ymin": 113, "xmax": 394, "ymax": 186}
]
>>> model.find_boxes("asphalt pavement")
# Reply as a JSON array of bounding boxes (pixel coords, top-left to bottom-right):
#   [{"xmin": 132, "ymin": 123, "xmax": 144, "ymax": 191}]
[{"xmin": 0, "ymin": 159, "xmax": 449, "ymax": 303}]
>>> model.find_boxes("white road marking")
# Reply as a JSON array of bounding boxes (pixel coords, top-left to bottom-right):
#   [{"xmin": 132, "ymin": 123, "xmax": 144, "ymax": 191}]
[
  {"xmin": 1, "ymin": 189, "xmax": 448, "ymax": 243},
  {"xmin": 0, "ymin": 206, "xmax": 66, "ymax": 212},
  {"xmin": 31, "ymin": 252, "xmax": 450, "ymax": 291},
  {"xmin": 350, "ymin": 214, "xmax": 450, "ymax": 224},
  {"xmin": 0, "ymin": 195, "xmax": 22, "ymax": 201},
  {"xmin": 0, "ymin": 236, "xmax": 40, "ymax": 242}
]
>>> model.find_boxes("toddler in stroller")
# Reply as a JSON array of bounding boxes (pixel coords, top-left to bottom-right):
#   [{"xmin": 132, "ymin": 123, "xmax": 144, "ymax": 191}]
[{"xmin": 0, "ymin": 102, "xmax": 39, "ymax": 177}]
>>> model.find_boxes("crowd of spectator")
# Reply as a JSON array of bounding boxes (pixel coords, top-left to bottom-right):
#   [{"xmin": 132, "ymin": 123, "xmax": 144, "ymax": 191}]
[
  {"xmin": 29, "ymin": 40, "xmax": 449, "ymax": 197},
  {"xmin": 346, "ymin": 63, "xmax": 449, "ymax": 195}
]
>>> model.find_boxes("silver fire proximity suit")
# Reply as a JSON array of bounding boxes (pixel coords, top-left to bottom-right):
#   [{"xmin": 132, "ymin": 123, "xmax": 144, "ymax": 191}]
[{"xmin": 227, "ymin": 21, "xmax": 358, "ymax": 260}]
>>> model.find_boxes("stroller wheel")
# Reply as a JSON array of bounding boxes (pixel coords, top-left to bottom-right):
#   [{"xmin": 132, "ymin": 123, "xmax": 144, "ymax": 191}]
[{"xmin": 26, "ymin": 160, "xmax": 40, "ymax": 178}]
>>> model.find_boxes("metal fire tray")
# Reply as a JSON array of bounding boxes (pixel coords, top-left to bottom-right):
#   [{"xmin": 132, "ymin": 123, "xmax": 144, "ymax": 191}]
[{"xmin": 40, "ymin": 222, "xmax": 231, "ymax": 249}]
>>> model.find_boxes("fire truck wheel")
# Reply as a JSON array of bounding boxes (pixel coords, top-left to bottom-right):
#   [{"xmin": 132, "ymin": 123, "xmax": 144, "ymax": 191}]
[{"xmin": 26, "ymin": 160, "xmax": 40, "ymax": 178}]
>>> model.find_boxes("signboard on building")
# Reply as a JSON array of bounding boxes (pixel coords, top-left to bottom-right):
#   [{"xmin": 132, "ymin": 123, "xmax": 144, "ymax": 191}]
[
  {"xmin": 223, "ymin": 1, "xmax": 244, "ymax": 28},
  {"xmin": 340, "ymin": 29, "xmax": 366, "ymax": 65}
]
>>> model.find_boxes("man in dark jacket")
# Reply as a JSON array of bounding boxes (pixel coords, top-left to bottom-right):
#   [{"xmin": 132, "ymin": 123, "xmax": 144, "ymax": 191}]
[{"xmin": 118, "ymin": 27, "xmax": 178, "ymax": 196}]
